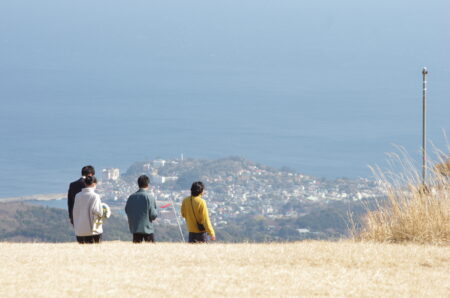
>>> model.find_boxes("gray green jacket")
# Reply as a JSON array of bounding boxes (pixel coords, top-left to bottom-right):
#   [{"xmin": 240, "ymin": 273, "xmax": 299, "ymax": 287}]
[{"xmin": 125, "ymin": 189, "xmax": 158, "ymax": 234}]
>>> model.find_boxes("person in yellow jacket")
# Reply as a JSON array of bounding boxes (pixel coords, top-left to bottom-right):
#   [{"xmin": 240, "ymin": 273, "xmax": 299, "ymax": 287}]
[{"xmin": 181, "ymin": 181, "xmax": 216, "ymax": 243}]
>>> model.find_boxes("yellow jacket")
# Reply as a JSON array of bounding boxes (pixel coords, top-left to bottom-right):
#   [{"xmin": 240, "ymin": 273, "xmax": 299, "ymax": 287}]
[{"xmin": 181, "ymin": 195, "xmax": 215, "ymax": 237}]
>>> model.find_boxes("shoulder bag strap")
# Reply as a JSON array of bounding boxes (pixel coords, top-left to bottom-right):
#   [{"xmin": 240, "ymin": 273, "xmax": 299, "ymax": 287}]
[{"xmin": 190, "ymin": 196, "xmax": 200, "ymax": 224}]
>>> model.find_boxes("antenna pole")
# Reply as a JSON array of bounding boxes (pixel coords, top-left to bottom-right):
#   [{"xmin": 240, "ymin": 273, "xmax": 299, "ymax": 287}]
[{"xmin": 422, "ymin": 67, "xmax": 428, "ymax": 186}]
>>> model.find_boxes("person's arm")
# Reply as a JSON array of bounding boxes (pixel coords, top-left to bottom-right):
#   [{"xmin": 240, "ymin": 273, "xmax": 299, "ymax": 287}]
[
  {"xmin": 67, "ymin": 184, "xmax": 75, "ymax": 225},
  {"xmin": 92, "ymin": 195, "xmax": 103, "ymax": 219},
  {"xmin": 180, "ymin": 200, "xmax": 186, "ymax": 218},
  {"xmin": 125, "ymin": 197, "xmax": 130, "ymax": 215},
  {"xmin": 148, "ymin": 195, "xmax": 157, "ymax": 221},
  {"xmin": 199, "ymin": 200, "xmax": 215, "ymax": 240}
]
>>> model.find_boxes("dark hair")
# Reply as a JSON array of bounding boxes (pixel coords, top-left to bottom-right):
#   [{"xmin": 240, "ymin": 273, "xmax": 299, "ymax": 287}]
[
  {"xmin": 191, "ymin": 181, "xmax": 204, "ymax": 197},
  {"xmin": 85, "ymin": 175, "xmax": 97, "ymax": 186},
  {"xmin": 81, "ymin": 165, "xmax": 95, "ymax": 176},
  {"xmin": 138, "ymin": 175, "xmax": 150, "ymax": 188}
]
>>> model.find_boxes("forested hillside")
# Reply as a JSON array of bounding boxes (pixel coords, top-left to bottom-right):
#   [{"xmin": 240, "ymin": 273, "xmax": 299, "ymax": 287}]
[
  {"xmin": 0, "ymin": 203, "xmax": 130, "ymax": 242},
  {"xmin": 0, "ymin": 200, "xmax": 372, "ymax": 243}
]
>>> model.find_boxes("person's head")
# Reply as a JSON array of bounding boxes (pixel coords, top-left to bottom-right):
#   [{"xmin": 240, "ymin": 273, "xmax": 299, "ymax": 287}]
[
  {"xmin": 84, "ymin": 175, "xmax": 97, "ymax": 187},
  {"xmin": 138, "ymin": 175, "xmax": 150, "ymax": 189},
  {"xmin": 81, "ymin": 165, "xmax": 95, "ymax": 177},
  {"xmin": 191, "ymin": 181, "xmax": 204, "ymax": 197}
]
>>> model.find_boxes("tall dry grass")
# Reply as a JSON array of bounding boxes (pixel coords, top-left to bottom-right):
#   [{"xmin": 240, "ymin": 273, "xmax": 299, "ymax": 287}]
[{"xmin": 355, "ymin": 146, "xmax": 450, "ymax": 245}]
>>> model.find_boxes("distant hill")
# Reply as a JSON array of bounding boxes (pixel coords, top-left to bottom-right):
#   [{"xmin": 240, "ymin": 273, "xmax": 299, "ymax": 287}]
[
  {"xmin": 0, "ymin": 200, "xmax": 372, "ymax": 243},
  {"xmin": 0, "ymin": 202, "xmax": 129, "ymax": 242},
  {"xmin": 0, "ymin": 203, "xmax": 181, "ymax": 243}
]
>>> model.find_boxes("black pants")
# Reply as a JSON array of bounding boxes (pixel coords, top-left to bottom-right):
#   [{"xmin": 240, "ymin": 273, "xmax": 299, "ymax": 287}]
[
  {"xmin": 189, "ymin": 232, "xmax": 207, "ymax": 243},
  {"xmin": 76, "ymin": 234, "xmax": 102, "ymax": 244},
  {"xmin": 133, "ymin": 233, "xmax": 155, "ymax": 243}
]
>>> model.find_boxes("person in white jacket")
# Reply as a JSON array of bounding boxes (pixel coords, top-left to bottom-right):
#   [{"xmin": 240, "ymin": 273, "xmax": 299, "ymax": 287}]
[{"xmin": 72, "ymin": 175, "xmax": 103, "ymax": 244}]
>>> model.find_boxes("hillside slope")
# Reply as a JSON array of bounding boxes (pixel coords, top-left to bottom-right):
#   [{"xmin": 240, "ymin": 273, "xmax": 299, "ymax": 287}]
[
  {"xmin": 0, "ymin": 202, "xmax": 365, "ymax": 242},
  {"xmin": 0, "ymin": 203, "xmax": 186, "ymax": 242},
  {"xmin": 0, "ymin": 242, "xmax": 448, "ymax": 297},
  {"xmin": 0, "ymin": 202, "xmax": 132, "ymax": 242}
]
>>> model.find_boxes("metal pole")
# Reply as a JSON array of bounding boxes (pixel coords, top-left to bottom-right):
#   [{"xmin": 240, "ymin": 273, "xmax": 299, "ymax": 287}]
[
  {"xmin": 422, "ymin": 67, "xmax": 428, "ymax": 186},
  {"xmin": 169, "ymin": 196, "xmax": 185, "ymax": 242}
]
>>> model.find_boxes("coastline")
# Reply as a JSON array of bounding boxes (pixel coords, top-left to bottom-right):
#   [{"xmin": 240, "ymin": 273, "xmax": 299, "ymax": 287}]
[{"xmin": 0, "ymin": 193, "xmax": 66, "ymax": 203}]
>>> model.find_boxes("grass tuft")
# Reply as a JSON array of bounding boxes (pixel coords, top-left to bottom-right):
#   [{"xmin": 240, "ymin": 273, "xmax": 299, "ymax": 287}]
[{"xmin": 354, "ymin": 146, "xmax": 450, "ymax": 245}]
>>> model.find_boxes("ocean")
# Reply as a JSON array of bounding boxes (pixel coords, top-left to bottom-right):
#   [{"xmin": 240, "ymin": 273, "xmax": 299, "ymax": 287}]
[{"xmin": 0, "ymin": 0, "xmax": 449, "ymax": 197}]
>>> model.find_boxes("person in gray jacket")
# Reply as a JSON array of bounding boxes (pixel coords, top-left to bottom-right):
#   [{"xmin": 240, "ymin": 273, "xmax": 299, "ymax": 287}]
[{"xmin": 125, "ymin": 175, "xmax": 158, "ymax": 243}]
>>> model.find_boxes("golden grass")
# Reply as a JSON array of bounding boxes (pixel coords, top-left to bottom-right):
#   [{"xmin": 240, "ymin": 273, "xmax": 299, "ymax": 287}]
[
  {"xmin": 355, "ymin": 148, "xmax": 450, "ymax": 245},
  {"xmin": 0, "ymin": 241, "xmax": 449, "ymax": 297}
]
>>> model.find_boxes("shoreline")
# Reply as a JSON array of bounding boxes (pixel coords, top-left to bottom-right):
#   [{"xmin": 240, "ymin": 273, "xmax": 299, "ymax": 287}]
[{"xmin": 0, "ymin": 193, "xmax": 65, "ymax": 203}]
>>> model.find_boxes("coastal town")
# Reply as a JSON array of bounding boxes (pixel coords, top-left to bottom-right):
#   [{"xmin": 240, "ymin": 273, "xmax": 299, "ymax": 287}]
[{"xmin": 97, "ymin": 157, "xmax": 385, "ymax": 230}]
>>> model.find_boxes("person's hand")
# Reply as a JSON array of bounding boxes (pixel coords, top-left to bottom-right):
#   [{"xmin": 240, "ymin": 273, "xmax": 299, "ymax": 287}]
[{"xmin": 210, "ymin": 235, "xmax": 216, "ymax": 241}]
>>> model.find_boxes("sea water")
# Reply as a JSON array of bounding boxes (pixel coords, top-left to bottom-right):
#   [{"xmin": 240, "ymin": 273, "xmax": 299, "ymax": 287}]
[{"xmin": 0, "ymin": 0, "xmax": 448, "ymax": 197}]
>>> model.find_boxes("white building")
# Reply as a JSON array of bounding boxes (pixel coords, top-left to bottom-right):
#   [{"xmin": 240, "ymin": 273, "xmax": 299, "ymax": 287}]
[
  {"xmin": 164, "ymin": 176, "xmax": 178, "ymax": 183},
  {"xmin": 151, "ymin": 175, "xmax": 178, "ymax": 185},
  {"xmin": 102, "ymin": 168, "xmax": 120, "ymax": 181},
  {"xmin": 151, "ymin": 175, "xmax": 165, "ymax": 184},
  {"xmin": 297, "ymin": 229, "xmax": 310, "ymax": 234},
  {"xmin": 153, "ymin": 159, "xmax": 166, "ymax": 168}
]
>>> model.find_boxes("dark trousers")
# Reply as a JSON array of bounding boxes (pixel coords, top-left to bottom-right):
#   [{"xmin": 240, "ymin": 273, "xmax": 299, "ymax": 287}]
[
  {"xmin": 76, "ymin": 234, "xmax": 102, "ymax": 244},
  {"xmin": 133, "ymin": 233, "xmax": 155, "ymax": 243},
  {"xmin": 189, "ymin": 232, "xmax": 207, "ymax": 243}
]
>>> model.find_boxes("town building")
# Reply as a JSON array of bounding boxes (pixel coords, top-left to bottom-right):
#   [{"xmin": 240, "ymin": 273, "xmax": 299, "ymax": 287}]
[{"xmin": 102, "ymin": 168, "xmax": 120, "ymax": 181}]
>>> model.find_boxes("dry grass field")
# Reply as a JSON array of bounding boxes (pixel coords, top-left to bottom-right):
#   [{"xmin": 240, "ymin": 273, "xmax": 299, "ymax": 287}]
[{"xmin": 0, "ymin": 241, "xmax": 448, "ymax": 297}]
